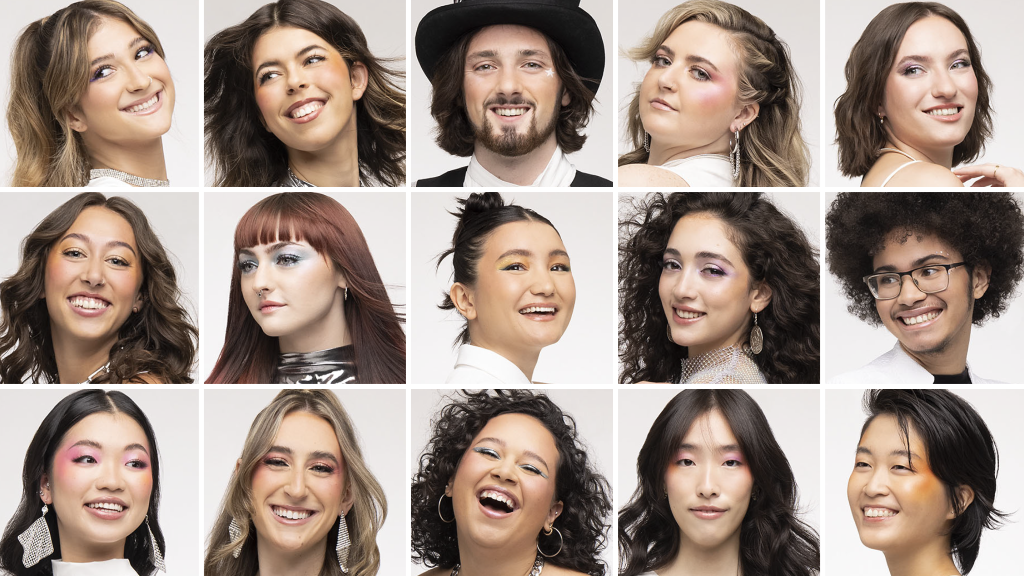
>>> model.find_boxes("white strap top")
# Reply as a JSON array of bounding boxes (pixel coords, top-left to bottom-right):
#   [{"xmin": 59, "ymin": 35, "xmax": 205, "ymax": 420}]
[
  {"xmin": 877, "ymin": 147, "xmax": 922, "ymax": 187},
  {"xmin": 654, "ymin": 154, "xmax": 734, "ymax": 187}
]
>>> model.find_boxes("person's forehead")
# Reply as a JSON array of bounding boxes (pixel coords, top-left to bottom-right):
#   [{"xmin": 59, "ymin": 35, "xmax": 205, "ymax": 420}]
[{"xmin": 467, "ymin": 24, "xmax": 552, "ymax": 54}]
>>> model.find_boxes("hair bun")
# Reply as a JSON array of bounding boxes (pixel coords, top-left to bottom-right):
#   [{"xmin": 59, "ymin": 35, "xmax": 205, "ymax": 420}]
[{"xmin": 460, "ymin": 192, "xmax": 507, "ymax": 217}]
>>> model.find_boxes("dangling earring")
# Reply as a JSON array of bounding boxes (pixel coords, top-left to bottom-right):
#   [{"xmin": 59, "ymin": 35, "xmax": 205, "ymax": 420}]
[
  {"xmin": 336, "ymin": 511, "xmax": 351, "ymax": 573},
  {"xmin": 750, "ymin": 312, "xmax": 763, "ymax": 354},
  {"xmin": 228, "ymin": 517, "xmax": 244, "ymax": 559},
  {"xmin": 438, "ymin": 494, "xmax": 455, "ymax": 523},
  {"xmin": 730, "ymin": 128, "xmax": 741, "ymax": 178},
  {"xmin": 643, "ymin": 131, "xmax": 651, "ymax": 153},
  {"xmin": 344, "ymin": 287, "xmax": 348, "ymax": 302},
  {"xmin": 146, "ymin": 515, "xmax": 166, "ymax": 572},
  {"xmin": 17, "ymin": 502, "xmax": 53, "ymax": 568},
  {"xmin": 878, "ymin": 114, "xmax": 884, "ymax": 127},
  {"xmin": 537, "ymin": 525, "xmax": 563, "ymax": 558},
  {"xmin": 666, "ymin": 323, "xmax": 674, "ymax": 344}
]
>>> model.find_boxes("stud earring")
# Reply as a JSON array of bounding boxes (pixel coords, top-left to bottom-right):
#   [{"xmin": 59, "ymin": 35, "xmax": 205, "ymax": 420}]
[{"xmin": 750, "ymin": 312, "xmax": 764, "ymax": 354}]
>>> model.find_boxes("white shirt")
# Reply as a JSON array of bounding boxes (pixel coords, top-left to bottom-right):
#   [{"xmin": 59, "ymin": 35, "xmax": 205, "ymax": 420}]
[
  {"xmin": 446, "ymin": 345, "xmax": 532, "ymax": 384},
  {"xmin": 52, "ymin": 559, "xmax": 139, "ymax": 576},
  {"xmin": 86, "ymin": 176, "xmax": 133, "ymax": 188},
  {"xmin": 829, "ymin": 342, "xmax": 1001, "ymax": 384},
  {"xmin": 655, "ymin": 154, "xmax": 734, "ymax": 187},
  {"xmin": 465, "ymin": 146, "xmax": 577, "ymax": 187}
]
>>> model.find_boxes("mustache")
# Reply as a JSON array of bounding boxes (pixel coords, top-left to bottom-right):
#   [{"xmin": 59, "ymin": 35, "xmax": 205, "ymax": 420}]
[{"xmin": 484, "ymin": 96, "xmax": 536, "ymax": 108}]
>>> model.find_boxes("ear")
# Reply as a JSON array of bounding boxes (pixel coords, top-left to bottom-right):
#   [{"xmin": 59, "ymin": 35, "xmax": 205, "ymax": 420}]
[
  {"xmin": 545, "ymin": 500, "xmax": 563, "ymax": 528},
  {"xmin": 66, "ymin": 107, "xmax": 88, "ymax": 133},
  {"xmin": 39, "ymin": 474, "xmax": 51, "ymax": 505},
  {"xmin": 730, "ymin": 102, "xmax": 759, "ymax": 133},
  {"xmin": 560, "ymin": 88, "xmax": 570, "ymax": 107},
  {"xmin": 450, "ymin": 282, "xmax": 477, "ymax": 321},
  {"xmin": 336, "ymin": 269, "xmax": 349, "ymax": 292},
  {"xmin": 339, "ymin": 483, "xmax": 356, "ymax": 516},
  {"xmin": 235, "ymin": 458, "xmax": 242, "ymax": 473},
  {"xmin": 349, "ymin": 61, "xmax": 369, "ymax": 101},
  {"xmin": 133, "ymin": 292, "xmax": 144, "ymax": 314},
  {"xmin": 971, "ymin": 262, "xmax": 991, "ymax": 299},
  {"xmin": 947, "ymin": 484, "xmax": 975, "ymax": 520},
  {"xmin": 750, "ymin": 281, "xmax": 773, "ymax": 313},
  {"xmin": 444, "ymin": 480, "xmax": 454, "ymax": 498}
]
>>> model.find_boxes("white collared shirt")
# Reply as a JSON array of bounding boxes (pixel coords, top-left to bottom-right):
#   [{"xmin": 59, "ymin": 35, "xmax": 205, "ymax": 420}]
[
  {"xmin": 464, "ymin": 146, "xmax": 577, "ymax": 187},
  {"xmin": 446, "ymin": 345, "xmax": 532, "ymax": 384},
  {"xmin": 828, "ymin": 342, "xmax": 1001, "ymax": 384}
]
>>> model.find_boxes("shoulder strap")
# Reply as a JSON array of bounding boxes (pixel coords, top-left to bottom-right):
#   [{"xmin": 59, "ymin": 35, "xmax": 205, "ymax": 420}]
[
  {"xmin": 416, "ymin": 166, "xmax": 469, "ymax": 187},
  {"xmin": 880, "ymin": 160, "xmax": 922, "ymax": 187}
]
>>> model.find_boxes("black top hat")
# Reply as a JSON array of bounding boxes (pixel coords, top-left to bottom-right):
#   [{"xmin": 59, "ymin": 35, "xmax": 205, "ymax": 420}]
[{"xmin": 415, "ymin": 0, "xmax": 606, "ymax": 96}]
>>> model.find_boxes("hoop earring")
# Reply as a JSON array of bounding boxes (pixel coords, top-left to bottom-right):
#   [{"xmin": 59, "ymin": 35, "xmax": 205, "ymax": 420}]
[
  {"xmin": 750, "ymin": 312, "xmax": 763, "ymax": 354},
  {"xmin": 643, "ymin": 131, "xmax": 651, "ymax": 153},
  {"xmin": 729, "ymin": 128, "xmax": 741, "ymax": 178},
  {"xmin": 438, "ymin": 494, "xmax": 455, "ymax": 523},
  {"xmin": 537, "ymin": 525, "xmax": 563, "ymax": 558}
]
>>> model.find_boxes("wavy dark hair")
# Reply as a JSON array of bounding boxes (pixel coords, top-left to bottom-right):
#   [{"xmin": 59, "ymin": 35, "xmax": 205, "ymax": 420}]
[
  {"xmin": 619, "ymin": 193, "xmax": 819, "ymax": 383},
  {"xmin": 834, "ymin": 2, "xmax": 992, "ymax": 176},
  {"xmin": 411, "ymin": 390, "xmax": 611, "ymax": 575},
  {"xmin": 436, "ymin": 192, "xmax": 559, "ymax": 348},
  {"xmin": 620, "ymin": 390, "xmax": 819, "ymax": 576},
  {"xmin": 825, "ymin": 192, "xmax": 1024, "ymax": 326},
  {"xmin": 206, "ymin": 193, "xmax": 405, "ymax": 383},
  {"xmin": 0, "ymin": 390, "xmax": 164, "ymax": 576},
  {"xmin": 204, "ymin": 0, "xmax": 405, "ymax": 186},
  {"xmin": 0, "ymin": 193, "xmax": 197, "ymax": 383},
  {"xmin": 428, "ymin": 30, "xmax": 596, "ymax": 156},
  {"xmin": 858, "ymin": 390, "xmax": 1007, "ymax": 574}
]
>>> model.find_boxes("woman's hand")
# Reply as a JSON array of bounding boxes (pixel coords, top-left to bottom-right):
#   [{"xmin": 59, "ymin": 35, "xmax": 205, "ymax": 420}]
[{"xmin": 952, "ymin": 163, "xmax": 1024, "ymax": 187}]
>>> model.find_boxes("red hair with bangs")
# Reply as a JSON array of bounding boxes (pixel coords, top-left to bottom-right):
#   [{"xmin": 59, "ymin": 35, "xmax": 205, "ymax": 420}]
[{"xmin": 206, "ymin": 193, "xmax": 405, "ymax": 383}]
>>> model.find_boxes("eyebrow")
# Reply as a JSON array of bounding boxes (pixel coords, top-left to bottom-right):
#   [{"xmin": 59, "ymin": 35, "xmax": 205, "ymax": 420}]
[
  {"xmin": 663, "ymin": 248, "xmax": 735, "ymax": 267},
  {"xmin": 466, "ymin": 48, "xmax": 551, "ymax": 61},
  {"xmin": 90, "ymin": 36, "xmax": 147, "ymax": 68},
  {"xmin": 873, "ymin": 253, "xmax": 951, "ymax": 273},
  {"xmin": 655, "ymin": 45, "xmax": 721, "ymax": 73},
  {"xmin": 855, "ymin": 446, "xmax": 922, "ymax": 460},
  {"xmin": 68, "ymin": 440, "xmax": 149, "ymax": 455},
  {"xmin": 677, "ymin": 442, "xmax": 742, "ymax": 454},
  {"xmin": 496, "ymin": 248, "xmax": 570, "ymax": 260},
  {"xmin": 266, "ymin": 445, "xmax": 340, "ymax": 466},
  {"xmin": 895, "ymin": 48, "xmax": 970, "ymax": 68},
  {"xmin": 59, "ymin": 233, "xmax": 137, "ymax": 257},
  {"xmin": 476, "ymin": 437, "xmax": 551, "ymax": 473},
  {"xmin": 239, "ymin": 241, "xmax": 303, "ymax": 256},
  {"xmin": 255, "ymin": 44, "xmax": 326, "ymax": 76}
]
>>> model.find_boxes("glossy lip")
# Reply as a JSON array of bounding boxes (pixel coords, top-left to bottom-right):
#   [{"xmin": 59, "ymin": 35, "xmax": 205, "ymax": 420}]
[
  {"xmin": 476, "ymin": 485, "xmax": 520, "ymax": 519},
  {"xmin": 518, "ymin": 301, "xmax": 559, "ymax": 322},
  {"xmin": 922, "ymin": 103, "xmax": 964, "ymax": 123},
  {"xmin": 66, "ymin": 292, "xmax": 112, "ymax": 318},
  {"xmin": 285, "ymin": 97, "xmax": 327, "ymax": 124},
  {"xmin": 861, "ymin": 505, "xmax": 900, "ymax": 523},
  {"xmin": 650, "ymin": 97, "xmax": 676, "ymax": 112},
  {"xmin": 670, "ymin": 305, "xmax": 706, "ymax": 325},
  {"xmin": 84, "ymin": 497, "xmax": 129, "ymax": 520},
  {"xmin": 269, "ymin": 504, "xmax": 318, "ymax": 526},
  {"xmin": 488, "ymin": 104, "xmax": 533, "ymax": 124},
  {"xmin": 120, "ymin": 90, "xmax": 163, "ymax": 116},
  {"xmin": 259, "ymin": 300, "xmax": 286, "ymax": 314},
  {"xmin": 894, "ymin": 306, "xmax": 943, "ymax": 331},
  {"xmin": 690, "ymin": 505, "xmax": 726, "ymax": 520}
]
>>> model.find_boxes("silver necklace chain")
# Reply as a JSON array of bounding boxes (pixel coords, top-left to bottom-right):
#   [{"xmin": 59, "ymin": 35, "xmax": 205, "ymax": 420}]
[
  {"xmin": 286, "ymin": 168, "xmax": 316, "ymax": 187},
  {"xmin": 90, "ymin": 168, "xmax": 169, "ymax": 187},
  {"xmin": 450, "ymin": 555, "xmax": 543, "ymax": 576}
]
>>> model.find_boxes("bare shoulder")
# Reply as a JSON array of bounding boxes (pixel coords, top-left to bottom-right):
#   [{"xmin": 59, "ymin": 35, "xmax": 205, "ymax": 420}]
[
  {"xmin": 886, "ymin": 162, "xmax": 963, "ymax": 187},
  {"xmin": 418, "ymin": 568, "xmax": 451, "ymax": 576},
  {"xmin": 618, "ymin": 164, "xmax": 689, "ymax": 187}
]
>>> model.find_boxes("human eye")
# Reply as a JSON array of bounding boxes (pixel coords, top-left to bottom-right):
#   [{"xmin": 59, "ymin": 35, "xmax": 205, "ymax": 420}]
[
  {"xmin": 652, "ymin": 53, "xmax": 671, "ymax": 67},
  {"xmin": 107, "ymin": 256, "xmax": 130, "ymax": 267},
  {"xmin": 918, "ymin": 266, "xmax": 942, "ymax": 278},
  {"xmin": 723, "ymin": 459, "xmax": 743, "ymax": 467},
  {"xmin": 263, "ymin": 457, "xmax": 288, "ymax": 468},
  {"xmin": 126, "ymin": 459, "xmax": 149, "ymax": 469},
  {"xmin": 63, "ymin": 248, "xmax": 86, "ymax": 258},
  {"xmin": 951, "ymin": 58, "xmax": 971, "ymax": 70},
  {"xmin": 135, "ymin": 45, "xmax": 155, "ymax": 60},
  {"xmin": 276, "ymin": 253, "xmax": 301, "ymax": 266},
  {"xmin": 661, "ymin": 258, "xmax": 681, "ymax": 271},
  {"xmin": 551, "ymin": 262, "xmax": 571, "ymax": 272},
  {"xmin": 500, "ymin": 262, "xmax": 527, "ymax": 271},
  {"xmin": 305, "ymin": 53, "xmax": 326, "ymax": 65},
  {"xmin": 73, "ymin": 455, "xmax": 97, "ymax": 464},
  {"xmin": 877, "ymin": 274, "xmax": 899, "ymax": 286},
  {"xmin": 237, "ymin": 259, "xmax": 257, "ymax": 274},
  {"xmin": 700, "ymin": 265, "xmax": 725, "ymax": 277},
  {"xmin": 519, "ymin": 464, "xmax": 548, "ymax": 478},
  {"xmin": 310, "ymin": 462, "xmax": 335, "ymax": 474},
  {"xmin": 90, "ymin": 65, "xmax": 114, "ymax": 82},
  {"xmin": 676, "ymin": 458, "xmax": 695, "ymax": 466},
  {"xmin": 524, "ymin": 61, "xmax": 543, "ymax": 70},
  {"xmin": 473, "ymin": 62, "xmax": 496, "ymax": 72},
  {"xmin": 900, "ymin": 64, "xmax": 925, "ymax": 77},
  {"xmin": 258, "ymin": 70, "xmax": 281, "ymax": 85},
  {"xmin": 689, "ymin": 67, "xmax": 711, "ymax": 81},
  {"xmin": 473, "ymin": 447, "xmax": 500, "ymax": 459}
]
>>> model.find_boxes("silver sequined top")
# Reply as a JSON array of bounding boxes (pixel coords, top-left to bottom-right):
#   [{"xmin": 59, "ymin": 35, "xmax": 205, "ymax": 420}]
[{"xmin": 679, "ymin": 344, "xmax": 767, "ymax": 384}]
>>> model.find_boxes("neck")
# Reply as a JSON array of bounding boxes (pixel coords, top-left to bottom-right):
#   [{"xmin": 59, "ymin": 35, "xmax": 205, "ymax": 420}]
[
  {"xmin": 88, "ymin": 138, "xmax": 168, "ymax": 181},
  {"xmin": 469, "ymin": 333, "xmax": 540, "ymax": 381},
  {"xmin": 473, "ymin": 137, "xmax": 558, "ymax": 185},
  {"xmin": 278, "ymin": 294, "xmax": 350, "ymax": 354},
  {"xmin": 454, "ymin": 540, "xmax": 538, "ymax": 576},
  {"xmin": 287, "ymin": 122, "xmax": 360, "ymax": 187},
  {"xmin": 648, "ymin": 132, "xmax": 731, "ymax": 166},
  {"xmin": 56, "ymin": 523, "xmax": 124, "ymax": 564},
  {"xmin": 687, "ymin": 320, "xmax": 750, "ymax": 358},
  {"xmin": 883, "ymin": 541, "xmax": 960, "ymax": 576},
  {"xmin": 255, "ymin": 536, "xmax": 327, "ymax": 576},
  {"xmin": 51, "ymin": 327, "xmax": 115, "ymax": 384},
  {"xmin": 660, "ymin": 531, "xmax": 742, "ymax": 576},
  {"xmin": 899, "ymin": 322, "xmax": 971, "ymax": 377},
  {"xmin": 884, "ymin": 135, "xmax": 954, "ymax": 169}
]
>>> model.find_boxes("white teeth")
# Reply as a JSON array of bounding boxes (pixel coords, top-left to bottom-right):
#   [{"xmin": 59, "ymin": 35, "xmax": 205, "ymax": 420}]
[
  {"xmin": 927, "ymin": 107, "xmax": 959, "ymax": 116},
  {"xmin": 902, "ymin": 310, "xmax": 939, "ymax": 325},
  {"xmin": 291, "ymin": 101, "xmax": 324, "ymax": 119},
  {"xmin": 88, "ymin": 502, "xmax": 123, "ymax": 512},
  {"xmin": 273, "ymin": 506, "xmax": 311, "ymax": 520},
  {"xmin": 520, "ymin": 306, "xmax": 555, "ymax": 314},
  {"xmin": 495, "ymin": 108, "xmax": 528, "ymax": 117},
  {"xmin": 864, "ymin": 508, "xmax": 898, "ymax": 518},
  {"xmin": 69, "ymin": 296, "xmax": 110, "ymax": 310},
  {"xmin": 124, "ymin": 94, "xmax": 158, "ymax": 113},
  {"xmin": 675, "ymin": 309, "xmax": 704, "ymax": 319},
  {"xmin": 479, "ymin": 490, "xmax": 515, "ymax": 510}
]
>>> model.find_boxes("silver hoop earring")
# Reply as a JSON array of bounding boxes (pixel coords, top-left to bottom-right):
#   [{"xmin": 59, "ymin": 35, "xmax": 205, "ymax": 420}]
[
  {"xmin": 750, "ymin": 312, "xmax": 764, "ymax": 355},
  {"xmin": 438, "ymin": 494, "xmax": 455, "ymax": 523},
  {"xmin": 643, "ymin": 131, "xmax": 651, "ymax": 153},
  {"xmin": 537, "ymin": 525, "xmax": 563, "ymax": 558},
  {"xmin": 228, "ymin": 517, "xmax": 244, "ymax": 559},
  {"xmin": 146, "ymin": 515, "xmax": 166, "ymax": 572},
  {"xmin": 729, "ymin": 128, "xmax": 741, "ymax": 178},
  {"xmin": 336, "ymin": 511, "xmax": 351, "ymax": 573},
  {"xmin": 17, "ymin": 504, "xmax": 53, "ymax": 568}
]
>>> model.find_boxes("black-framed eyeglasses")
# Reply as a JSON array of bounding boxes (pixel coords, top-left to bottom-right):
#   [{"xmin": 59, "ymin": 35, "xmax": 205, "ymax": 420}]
[{"xmin": 862, "ymin": 262, "xmax": 967, "ymax": 300}]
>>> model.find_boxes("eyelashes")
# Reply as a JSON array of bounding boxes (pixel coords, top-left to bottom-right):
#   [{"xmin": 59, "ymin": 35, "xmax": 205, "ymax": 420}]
[
  {"xmin": 89, "ymin": 44, "xmax": 157, "ymax": 82},
  {"xmin": 258, "ymin": 53, "xmax": 327, "ymax": 85},
  {"xmin": 237, "ymin": 253, "xmax": 303, "ymax": 274}
]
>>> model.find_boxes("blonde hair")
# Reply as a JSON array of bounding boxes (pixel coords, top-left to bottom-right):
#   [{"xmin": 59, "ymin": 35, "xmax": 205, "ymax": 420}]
[
  {"xmin": 7, "ymin": 1, "xmax": 165, "ymax": 187},
  {"xmin": 204, "ymin": 390, "xmax": 387, "ymax": 576},
  {"xmin": 619, "ymin": 0, "xmax": 809, "ymax": 187}
]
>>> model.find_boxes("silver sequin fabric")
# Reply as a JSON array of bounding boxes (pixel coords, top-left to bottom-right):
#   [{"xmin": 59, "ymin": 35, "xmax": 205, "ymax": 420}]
[{"xmin": 679, "ymin": 344, "xmax": 767, "ymax": 384}]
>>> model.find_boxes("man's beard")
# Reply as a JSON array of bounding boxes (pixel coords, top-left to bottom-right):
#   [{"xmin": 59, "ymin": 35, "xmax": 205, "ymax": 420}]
[{"xmin": 474, "ymin": 98, "xmax": 560, "ymax": 157}]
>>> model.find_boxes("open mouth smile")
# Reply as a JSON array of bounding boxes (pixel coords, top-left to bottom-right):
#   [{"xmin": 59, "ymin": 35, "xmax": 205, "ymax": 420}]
[
  {"xmin": 67, "ymin": 294, "xmax": 112, "ymax": 317},
  {"xmin": 896, "ymin": 307, "xmax": 942, "ymax": 328},
  {"xmin": 477, "ymin": 487, "xmax": 520, "ymax": 518},
  {"xmin": 863, "ymin": 506, "xmax": 899, "ymax": 520},
  {"xmin": 923, "ymin": 105, "xmax": 963, "ymax": 121},
  {"xmin": 671, "ymin": 307, "xmax": 706, "ymax": 324},
  {"xmin": 519, "ymin": 304, "xmax": 558, "ymax": 321},
  {"xmin": 285, "ymin": 98, "xmax": 327, "ymax": 123},
  {"xmin": 121, "ymin": 91, "xmax": 162, "ymax": 115},
  {"xmin": 85, "ymin": 499, "xmax": 128, "ymax": 519},
  {"xmin": 271, "ymin": 505, "xmax": 317, "ymax": 524}
]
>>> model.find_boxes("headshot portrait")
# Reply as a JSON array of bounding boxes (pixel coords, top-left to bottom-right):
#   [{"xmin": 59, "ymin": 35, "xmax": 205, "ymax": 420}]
[
  {"xmin": 827, "ymin": 0, "xmax": 1024, "ymax": 187},
  {"xmin": 204, "ymin": 389, "xmax": 404, "ymax": 576},
  {"xmin": 411, "ymin": 0, "xmax": 613, "ymax": 187},
  {"xmin": 618, "ymin": 192, "xmax": 820, "ymax": 384},
  {"xmin": 825, "ymin": 389, "xmax": 1023, "ymax": 575},
  {"xmin": 0, "ymin": 192, "xmax": 198, "ymax": 384},
  {"xmin": 410, "ymin": 191, "xmax": 614, "ymax": 384},
  {"xmin": 410, "ymin": 389, "xmax": 612, "ymax": 575},
  {"xmin": 204, "ymin": 191, "xmax": 406, "ymax": 384},
  {"xmin": 1, "ymin": 0, "xmax": 201, "ymax": 186},
  {"xmin": 617, "ymin": 0, "xmax": 818, "ymax": 187},
  {"xmin": 619, "ymin": 388, "xmax": 820, "ymax": 576},
  {"xmin": 825, "ymin": 192, "xmax": 1024, "ymax": 383},
  {"xmin": 0, "ymin": 388, "xmax": 199, "ymax": 576}
]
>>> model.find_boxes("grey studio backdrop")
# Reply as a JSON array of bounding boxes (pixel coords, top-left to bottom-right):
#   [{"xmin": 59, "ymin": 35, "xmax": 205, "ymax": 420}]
[
  {"xmin": 409, "ymin": 0, "xmax": 614, "ymax": 184},
  {"xmin": 203, "ymin": 0, "xmax": 406, "ymax": 186},
  {"xmin": 410, "ymin": 192, "xmax": 615, "ymax": 384},
  {"xmin": 203, "ymin": 389, "xmax": 406, "ymax": 576},
  {"xmin": 0, "ymin": 0, "xmax": 202, "ymax": 187},
  {"xmin": 202, "ymin": 191, "xmax": 406, "ymax": 381},
  {"xmin": 824, "ymin": 0, "xmax": 1024, "ymax": 186},
  {"xmin": 823, "ymin": 192, "xmax": 1024, "ymax": 383},
  {"xmin": 824, "ymin": 389, "xmax": 1024, "ymax": 575},
  {"xmin": 618, "ymin": 0, "xmax": 820, "ymax": 186},
  {"xmin": 410, "ymin": 388, "xmax": 613, "ymax": 573},
  {"xmin": 0, "ymin": 389, "xmax": 200, "ymax": 573},
  {"xmin": 618, "ymin": 389, "xmax": 821, "ymax": 536},
  {"xmin": 0, "ymin": 191, "xmax": 200, "ymax": 383}
]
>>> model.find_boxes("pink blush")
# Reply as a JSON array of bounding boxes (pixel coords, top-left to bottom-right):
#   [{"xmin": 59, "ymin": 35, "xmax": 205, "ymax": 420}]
[{"xmin": 692, "ymin": 82, "xmax": 732, "ymax": 111}]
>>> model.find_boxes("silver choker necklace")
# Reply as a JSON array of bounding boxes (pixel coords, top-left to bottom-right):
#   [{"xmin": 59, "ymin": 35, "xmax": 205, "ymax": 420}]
[
  {"xmin": 90, "ymin": 168, "xmax": 169, "ymax": 187},
  {"xmin": 285, "ymin": 168, "xmax": 316, "ymax": 187},
  {"xmin": 451, "ymin": 556, "xmax": 543, "ymax": 576}
]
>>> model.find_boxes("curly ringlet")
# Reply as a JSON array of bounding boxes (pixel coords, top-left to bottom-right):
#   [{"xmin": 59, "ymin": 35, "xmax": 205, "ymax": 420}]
[
  {"xmin": 204, "ymin": 389, "xmax": 386, "ymax": 576},
  {"xmin": 619, "ymin": 0, "xmax": 808, "ymax": 187},
  {"xmin": 0, "ymin": 192, "xmax": 197, "ymax": 383},
  {"xmin": 833, "ymin": 2, "xmax": 992, "ymax": 177},
  {"xmin": 411, "ymin": 390, "xmax": 612, "ymax": 575},
  {"xmin": 7, "ymin": 0, "xmax": 166, "ymax": 187}
]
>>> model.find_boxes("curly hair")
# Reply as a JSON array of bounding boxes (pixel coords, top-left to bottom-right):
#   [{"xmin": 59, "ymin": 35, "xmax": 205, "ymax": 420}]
[
  {"xmin": 204, "ymin": 0, "xmax": 405, "ymax": 186},
  {"xmin": 825, "ymin": 192, "xmax": 1024, "ymax": 326},
  {"xmin": 834, "ymin": 3, "xmax": 992, "ymax": 176},
  {"xmin": 619, "ymin": 0, "xmax": 809, "ymax": 187},
  {"xmin": 411, "ymin": 390, "xmax": 611, "ymax": 575},
  {"xmin": 0, "ymin": 193, "xmax": 197, "ymax": 383},
  {"xmin": 619, "ymin": 193, "xmax": 819, "ymax": 383},
  {"xmin": 619, "ymin": 390, "xmax": 819, "ymax": 576},
  {"xmin": 859, "ymin": 390, "xmax": 1007, "ymax": 574}
]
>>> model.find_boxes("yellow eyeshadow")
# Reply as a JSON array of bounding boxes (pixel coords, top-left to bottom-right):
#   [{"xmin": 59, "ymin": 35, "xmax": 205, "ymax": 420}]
[{"xmin": 495, "ymin": 257, "xmax": 521, "ymax": 270}]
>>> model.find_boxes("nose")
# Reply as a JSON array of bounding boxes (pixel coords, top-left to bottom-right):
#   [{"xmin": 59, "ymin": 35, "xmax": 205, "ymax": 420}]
[
  {"xmin": 864, "ymin": 467, "xmax": 890, "ymax": 498},
  {"xmin": 670, "ymin": 268, "xmax": 698, "ymax": 301},
  {"xmin": 80, "ymin": 255, "xmax": 105, "ymax": 287},
  {"xmin": 530, "ymin": 268, "xmax": 555, "ymax": 297},
  {"xmin": 490, "ymin": 456, "xmax": 518, "ymax": 484},
  {"xmin": 697, "ymin": 464, "xmax": 719, "ymax": 498},
  {"xmin": 496, "ymin": 65, "xmax": 522, "ymax": 97},
  {"xmin": 286, "ymin": 67, "xmax": 308, "ymax": 94},
  {"xmin": 125, "ymin": 62, "xmax": 152, "ymax": 93},
  {"xmin": 657, "ymin": 64, "xmax": 679, "ymax": 92},
  {"xmin": 931, "ymin": 68, "xmax": 958, "ymax": 99},
  {"xmin": 895, "ymin": 274, "xmax": 926, "ymax": 306},
  {"xmin": 284, "ymin": 468, "xmax": 308, "ymax": 499},
  {"xmin": 250, "ymin": 262, "xmax": 271, "ymax": 298},
  {"xmin": 95, "ymin": 459, "xmax": 126, "ymax": 492}
]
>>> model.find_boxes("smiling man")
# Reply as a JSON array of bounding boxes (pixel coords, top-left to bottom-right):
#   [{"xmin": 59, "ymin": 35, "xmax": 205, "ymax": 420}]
[
  {"xmin": 414, "ymin": 0, "xmax": 610, "ymax": 187},
  {"xmin": 826, "ymin": 193, "xmax": 1024, "ymax": 384}
]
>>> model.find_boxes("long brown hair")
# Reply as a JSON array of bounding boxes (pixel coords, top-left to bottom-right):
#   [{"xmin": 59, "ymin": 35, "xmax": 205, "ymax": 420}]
[
  {"xmin": 204, "ymin": 0, "xmax": 406, "ymax": 186},
  {"xmin": 206, "ymin": 193, "xmax": 405, "ymax": 384},
  {"xmin": 834, "ymin": 2, "xmax": 992, "ymax": 176},
  {"xmin": 0, "ymin": 193, "xmax": 197, "ymax": 383},
  {"xmin": 619, "ymin": 0, "xmax": 809, "ymax": 187},
  {"xmin": 7, "ymin": 1, "xmax": 166, "ymax": 187}
]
